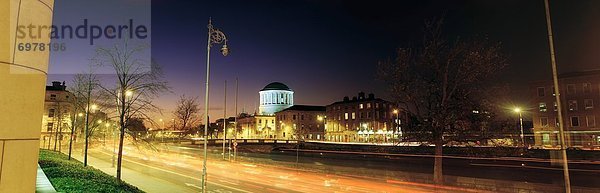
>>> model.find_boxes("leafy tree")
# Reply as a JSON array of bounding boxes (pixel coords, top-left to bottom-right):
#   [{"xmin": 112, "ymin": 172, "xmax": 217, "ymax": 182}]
[{"xmin": 377, "ymin": 19, "xmax": 507, "ymax": 184}]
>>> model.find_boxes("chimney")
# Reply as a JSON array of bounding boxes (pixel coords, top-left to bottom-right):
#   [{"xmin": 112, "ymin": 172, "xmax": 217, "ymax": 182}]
[
  {"xmin": 352, "ymin": 96, "xmax": 357, "ymax": 101},
  {"xmin": 343, "ymin": 96, "xmax": 349, "ymax": 102},
  {"xmin": 51, "ymin": 81, "xmax": 61, "ymax": 87},
  {"xmin": 358, "ymin": 92, "xmax": 365, "ymax": 100},
  {"xmin": 368, "ymin": 93, "xmax": 374, "ymax": 99}
]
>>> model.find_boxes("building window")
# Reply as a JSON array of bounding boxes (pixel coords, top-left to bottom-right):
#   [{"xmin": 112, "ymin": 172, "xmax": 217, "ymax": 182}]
[
  {"xmin": 259, "ymin": 119, "xmax": 262, "ymax": 124},
  {"xmin": 351, "ymin": 112, "xmax": 356, "ymax": 120},
  {"xmin": 293, "ymin": 115, "xmax": 296, "ymax": 120},
  {"xmin": 375, "ymin": 103, "xmax": 379, "ymax": 109},
  {"xmin": 366, "ymin": 103, "xmax": 371, "ymax": 109},
  {"xmin": 567, "ymin": 84, "xmax": 576, "ymax": 95},
  {"xmin": 301, "ymin": 115, "xmax": 304, "ymax": 120},
  {"xmin": 584, "ymin": 99, "xmax": 593, "ymax": 110},
  {"xmin": 47, "ymin": 123, "xmax": 53, "ymax": 131},
  {"xmin": 359, "ymin": 104, "xmax": 363, "ymax": 109},
  {"xmin": 367, "ymin": 112, "xmax": 371, "ymax": 118},
  {"xmin": 583, "ymin": 83, "xmax": 592, "ymax": 94},
  {"xmin": 587, "ymin": 116, "xmax": 596, "ymax": 127},
  {"xmin": 539, "ymin": 103, "xmax": 547, "ymax": 112},
  {"xmin": 344, "ymin": 113, "xmax": 349, "ymax": 120},
  {"xmin": 542, "ymin": 134, "xmax": 550, "ymax": 144},
  {"xmin": 50, "ymin": 94, "xmax": 56, "ymax": 100},
  {"xmin": 568, "ymin": 100, "xmax": 578, "ymax": 111},
  {"xmin": 537, "ymin": 87, "xmax": 545, "ymax": 97},
  {"xmin": 540, "ymin": 117, "xmax": 549, "ymax": 127},
  {"xmin": 571, "ymin": 116, "xmax": 580, "ymax": 127},
  {"xmin": 48, "ymin": 109, "xmax": 55, "ymax": 117},
  {"xmin": 554, "ymin": 102, "xmax": 558, "ymax": 111}
]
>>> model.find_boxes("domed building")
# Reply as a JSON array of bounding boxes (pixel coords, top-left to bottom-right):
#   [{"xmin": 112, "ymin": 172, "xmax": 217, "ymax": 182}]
[{"xmin": 258, "ymin": 82, "xmax": 294, "ymax": 115}]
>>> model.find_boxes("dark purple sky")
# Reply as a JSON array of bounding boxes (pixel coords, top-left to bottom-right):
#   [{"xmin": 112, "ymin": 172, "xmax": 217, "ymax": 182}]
[{"xmin": 48, "ymin": 0, "xmax": 600, "ymax": 122}]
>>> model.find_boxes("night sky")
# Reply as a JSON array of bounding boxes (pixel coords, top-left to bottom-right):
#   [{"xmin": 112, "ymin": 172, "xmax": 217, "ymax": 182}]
[{"xmin": 48, "ymin": 0, "xmax": 600, "ymax": 122}]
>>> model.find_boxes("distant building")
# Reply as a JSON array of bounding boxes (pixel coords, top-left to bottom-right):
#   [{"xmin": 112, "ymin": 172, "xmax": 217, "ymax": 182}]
[
  {"xmin": 237, "ymin": 115, "xmax": 277, "ymax": 139},
  {"xmin": 530, "ymin": 70, "xmax": 600, "ymax": 148},
  {"xmin": 258, "ymin": 82, "xmax": 294, "ymax": 115},
  {"xmin": 325, "ymin": 92, "xmax": 399, "ymax": 142},
  {"xmin": 41, "ymin": 81, "xmax": 75, "ymax": 149},
  {"xmin": 275, "ymin": 105, "xmax": 326, "ymax": 140}
]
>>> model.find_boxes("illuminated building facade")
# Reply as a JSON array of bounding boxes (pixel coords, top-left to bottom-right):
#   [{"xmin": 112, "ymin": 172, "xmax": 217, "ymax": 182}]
[
  {"xmin": 531, "ymin": 70, "xmax": 600, "ymax": 148},
  {"xmin": 325, "ymin": 92, "xmax": 399, "ymax": 143},
  {"xmin": 40, "ymin": 81, "xmax": 75, "ymax": 149},
  {"xmin": 258, "ymin": 82, "xmax": 294, "ymax": 115},
  {"xmin": 275, "ymin": 105, "xmax": 326, "ymax": 140}
]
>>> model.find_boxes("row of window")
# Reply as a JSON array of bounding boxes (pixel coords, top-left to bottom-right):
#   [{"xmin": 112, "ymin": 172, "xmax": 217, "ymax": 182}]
[
  {"xmin": 336, "ymin": 111, "xmax": 391, "ymax": 121},
  {"xmin": 539, "ymin": 115, "xmax": 596, "ymax": 128},
  {"xmin": 537, "ymin": 83, "xmax": 594, "ymax": 97},
  {"xmin": 330, "ymin": 102, "xmax": 392, "ymax": 111},
  {"xmin": 260, "ymin": 92, "xmax": 292, "ymax": 105},
  {"xmin": 539, "ymin": 99, "xmax": 594, "ymax": 112}
]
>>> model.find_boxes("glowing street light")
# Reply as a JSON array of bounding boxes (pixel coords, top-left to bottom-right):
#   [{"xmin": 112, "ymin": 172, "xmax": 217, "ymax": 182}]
[
  {"xmin": 513, "ymin": 107, "xmax": 525, "ymax": 147},
  {"xmin": 78, "ymin": 113, "xmax": 84, "ymax": 117}
]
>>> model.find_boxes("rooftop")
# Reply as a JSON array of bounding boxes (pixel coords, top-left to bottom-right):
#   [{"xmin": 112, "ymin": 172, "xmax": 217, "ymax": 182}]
[
  {"xmin": 260, "ymin": 82, "xmax": 292, "ymax": 91},
  {"xmin": 281, "ymin": 105, "xmax": 326, "ymax": 112}
]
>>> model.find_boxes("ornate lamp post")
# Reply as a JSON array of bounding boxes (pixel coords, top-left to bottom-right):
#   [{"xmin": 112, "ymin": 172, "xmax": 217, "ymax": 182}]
[{"xmin": 201, "ymin": 18, "xmax": 229, "ymax": 193}]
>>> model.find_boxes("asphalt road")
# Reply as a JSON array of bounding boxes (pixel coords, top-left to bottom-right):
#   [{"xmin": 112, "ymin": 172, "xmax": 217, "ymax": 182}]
[{"xmin": 60, "ymin": 141, "xmax": 600, "ymax": 193}]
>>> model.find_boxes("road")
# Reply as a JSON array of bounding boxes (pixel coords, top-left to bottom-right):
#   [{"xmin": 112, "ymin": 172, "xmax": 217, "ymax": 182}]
[{"xmin": 59, "ymin": 140, "xmax": 600, "ymax": 193}]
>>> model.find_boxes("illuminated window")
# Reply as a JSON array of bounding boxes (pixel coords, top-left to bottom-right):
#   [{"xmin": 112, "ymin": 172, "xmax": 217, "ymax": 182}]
[
  {"xmin": 542, "ymin": 134, "xmax": 550, "ymax": 144},
  {"xmin": 539, "ymin": 103, "xmax": 547, "ymax": 112},
  {"xmin": 47, "ymin": 123, "xmax": 53, "ymax": 131},
  {"xmin": 359, "ymin": 104, "xmax": 364, "ymax": 109},
  {"xmin": 568, "ymin": 100, "xmax": 578, "ymax": 111},
  {"xmin": 344, "ymin": 113, "xmax": 349, "ymax": 120},
  {"xmin": 351, "ymin": 112, "xmax": 356, "ymax": 119},
  {"xmin": 553, "ymin": 102, "xmax": 558, "ymax": 111},
  {"xmin": 367, "ymin": 103, "xmax": 371, "ymax": 108},
  {"xmin": 540, "ymin": 117, "xmax": 548, "ymax": 127},
  {"xmin": 584, "ymin": 99, "xmax": 593, "ymax": 110},
  {"xmin": 537, "ymin": 87, "xmax": 545, "ymax": 97}
]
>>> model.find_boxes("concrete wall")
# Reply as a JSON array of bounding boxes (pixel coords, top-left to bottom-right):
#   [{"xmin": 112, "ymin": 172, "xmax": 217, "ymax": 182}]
[{"xmin": 0, "ymin": 0, "xmax": 54, "ymax": 192}]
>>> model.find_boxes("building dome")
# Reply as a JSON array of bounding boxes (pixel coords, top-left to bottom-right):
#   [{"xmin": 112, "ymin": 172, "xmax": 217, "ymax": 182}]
[
  {"xmin": 261, "ymin": 82, "xmax": 291, "ymax": 91},
  {"xmin": 258, "ymin": 82, "xmax": 294, "ymax": 115}
]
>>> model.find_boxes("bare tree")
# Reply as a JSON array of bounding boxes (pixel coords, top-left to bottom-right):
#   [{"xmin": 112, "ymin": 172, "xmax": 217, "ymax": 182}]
[
  {"xmin": 173, "ymin": 95, "xmax": 201, "ymax": 135},
  {"xmin": 68, "ymin": 72, "xmax": 102, "ymax": 166},
  {"xmin": 95, "ymin": 41, "xmax": 168, "ymax": 181},
  {"xmin": 377, "ymin": 19, "xmax": 507, "ymax": 184}
]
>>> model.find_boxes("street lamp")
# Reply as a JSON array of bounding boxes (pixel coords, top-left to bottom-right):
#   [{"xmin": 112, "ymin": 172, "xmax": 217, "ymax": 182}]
[
  {"xmin": 513, "ymin": 107, "xmax": 525, "ymax": 147},
  {"xmin": 201, "ymin": 18, "xmax": 229, "ymax": 192},
  {"xmin": 393, "ymin": 109, "xmax": 399, "ymax": 143}
]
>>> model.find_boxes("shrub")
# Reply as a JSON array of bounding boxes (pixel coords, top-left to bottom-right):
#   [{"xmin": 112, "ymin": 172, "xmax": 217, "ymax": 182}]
[{"xmin": 38, "ymin": 149, "xmax": 144, "ymax": 193}]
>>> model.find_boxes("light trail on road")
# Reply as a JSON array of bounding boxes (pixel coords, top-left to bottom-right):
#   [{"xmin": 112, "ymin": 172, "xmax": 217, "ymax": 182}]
[{"xmin": 87, "ymin": 141, "xmax": 484, "ymax": 193}]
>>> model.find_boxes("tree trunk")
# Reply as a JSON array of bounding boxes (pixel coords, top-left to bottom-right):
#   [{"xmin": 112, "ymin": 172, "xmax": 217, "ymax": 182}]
[
  {"xmin": 116, "ymin": 123, "xmax": 125, "ymax": 181},
  {"xmin": 433, "ymin": 140, "xmax": 443, "ymax": 184}
]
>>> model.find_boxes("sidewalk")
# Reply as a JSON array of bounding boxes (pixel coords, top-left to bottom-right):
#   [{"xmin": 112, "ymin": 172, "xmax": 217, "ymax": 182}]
[
  {"xmin": 36, "ymin": 164, "xmax": 57, "ymax": 193},
  {"xmin": 62, "ymin": 147, "xmax": 195, "ymax": 193}
]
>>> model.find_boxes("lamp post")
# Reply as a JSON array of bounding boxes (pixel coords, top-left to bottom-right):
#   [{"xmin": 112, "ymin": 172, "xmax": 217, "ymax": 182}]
[
  {"xmin": 513, "ymin": 108, "xmax": 525, "ymax": 147},
  {"xmin": 201, "ymin": 18, "xmax": 229, "ymax": 193},
  {"xmin": 543, "ymin": 1, "xmax": 571, "ymax": 191},
  {"xmin": 393, "ymin": 109, "xmax": 399, "ymax": 144}
]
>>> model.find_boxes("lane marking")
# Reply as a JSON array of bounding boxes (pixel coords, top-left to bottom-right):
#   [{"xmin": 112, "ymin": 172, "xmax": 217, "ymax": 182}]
[{"xmin": 95, "ymin": 150, "xmax": 252, "ymax": 193}]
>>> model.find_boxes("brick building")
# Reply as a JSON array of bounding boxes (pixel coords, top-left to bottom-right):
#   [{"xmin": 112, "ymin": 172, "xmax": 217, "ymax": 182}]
[
  {"xmin": 325, "ymin": 92, "xmax": 400, "ymax": 143},
  {"xmin": 531, "ymin": 70, "xmax": 600, "ymax": 148},
  {"xmin": 275, "ymin": 105, "xmax": 326, "ymax": 140}
]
